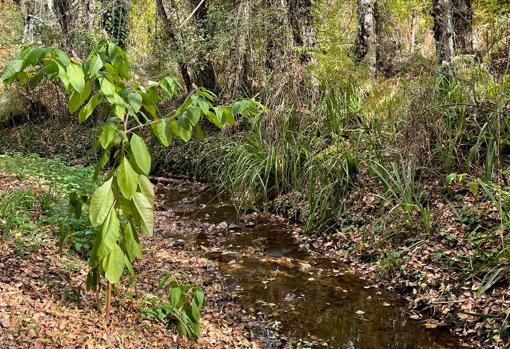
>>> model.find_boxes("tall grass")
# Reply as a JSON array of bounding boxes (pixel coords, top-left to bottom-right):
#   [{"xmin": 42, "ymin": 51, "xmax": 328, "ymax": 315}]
[{"xmin": 198, "ymin": 81, "xmax": 362, "ymax": 231}]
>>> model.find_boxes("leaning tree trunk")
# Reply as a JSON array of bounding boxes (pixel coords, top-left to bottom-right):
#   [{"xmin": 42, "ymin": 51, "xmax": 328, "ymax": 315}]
[
  {"xmin": 155, "ymin": 0, "xmax": 193, "ymax": 92},
  {"xmin": 189, "ymin": 0, "xmax": 217, "ymax": 92},
  {"xmin": 432, "ymin": 0, "xmax": 455, "ymax": 63},
  {"xmin": 355, "ymin": 0, "xmax": 377, "ymax": 81},
  {"xmin": 452, "ymin": 0, "xmax": 473, "ymax": 54}
]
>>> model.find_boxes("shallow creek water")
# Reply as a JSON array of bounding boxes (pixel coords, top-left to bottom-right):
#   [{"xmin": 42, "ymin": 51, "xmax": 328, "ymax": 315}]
[{"xmin": 160, "ymin": 178, "xmax": 461, "ymax": 348}]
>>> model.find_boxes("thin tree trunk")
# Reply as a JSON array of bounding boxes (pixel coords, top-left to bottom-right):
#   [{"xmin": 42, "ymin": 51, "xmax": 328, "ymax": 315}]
[
  {"xmin": 265, "ymin": 0, "xmax": 287, "ymax": 71},
  {"xmin": 227, "ymin": 0, "xmax": 252, "ymax": 97},
  {"xmin": 410, "ymin": 9, "xmax": 418, "ymax": 54},
  {"xmin": 432, "ymin": 0, "xmax": 455, "ymax": 63},
  {"xmin": 55, "ymin": 0, "xmax": 70, "ymax": 35},
  {"xmin": 287, "ymin": 0, "xmax": 315, "ymax": 62},
  {"xmin": 21, "ymin": 0, "xmax": 34, "ymax": 44},
  {"xmin": 155, "ymin": 0, "xmax": 193, "ymax": 92},
  {"xmin": 105, "ymin": 282, "xmax": 112, "ymax": 322},
  {"xmin": 189, "ymin": 0, "xmax": 217, "ymax": 92},
  {"xmin": 355, "ymin": 0, "xmax": 377, "ymax": 81},
  {"xmin": 452, "ymin": 0, "xmax": 473, "ymax": 54}
]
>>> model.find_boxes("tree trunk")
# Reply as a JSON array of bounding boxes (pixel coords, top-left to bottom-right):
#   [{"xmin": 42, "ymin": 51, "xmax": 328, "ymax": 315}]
[
  {"xmin": 189, "ymin": 0, "xmax": 217, "ymax": 92},
  {"xmin": 21, "ymin": 0, "xmax": 34, "ymax": 44},
  {"xmin": 265, "ymin": 0, "xmax": 288, "ymax": 71},
  {"xmin": 55, "ymin": 0, "xmax": 70, "ymax": 36},
  {"xmin": 410, "ymin": 9, "xmax": 418, "ymax": 54},
  {"xmin": 287, "ymin": 0, "xmax": 315, "ymax": 62},
  {"xmin": 452, "ymin": 0, "xmax": 473, "ymax": 54},
  {"xmin": 432, "ymin": 0, "xmax": 455, "ymax": 62},
  {"xmin": 226, "ymin": 0, "xmax": 252, "ymax": 97},
  {"xmin": 355, "ymin": 0, "xmax": 377, "ymax": 81},
  {"xmin": 155, "ymin": 0, "xmax": 194, "ymax": 92}
]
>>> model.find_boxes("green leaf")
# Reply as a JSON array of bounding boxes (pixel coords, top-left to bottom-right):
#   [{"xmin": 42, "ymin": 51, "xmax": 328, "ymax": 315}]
[
  {"xmin": 99, "ymin": 122, "xmax": 118, "ymax": 149},
  {"xmin": 2, "ymin": 59, "xmax": 23, "ymax": 82},
  {"xmin": 86, "ymin": 54, "xmax": 103, "ymax": 76},
  {"xmin": 104, "ymin": 244, "xmax": 126, "ymax": 284},
  {"xmin": 232, "ymin": 99, "xmax": 250, "ymax": 116},
  {"xmin": 171, "ymin": 117, "xmax": 192, "ymax": 142},
  {"xmin": 213, "ymin": 107, "xmax": 225, "ymax": 126},
  {"xmin": 78, "ymin": 93, "xmax": 102, "ymax": 123},
  {"xmin": 193, "ymin": 123, "xmax": 205, "ymax": 141},
  {"xmin": 56, "ymin": 62, "xmax": 70, "ymax": 89},
  {"xmin": 124, "ymin": 253, "xmax": 134, "ymax": 275},
  {"xmin": 206, "ymin": 110, "xmax": 222, "ymax": 129},
  {"xmin": 113, "ymin": 102, "xmax": 126, "ymax": 120},
  {"xmin": 95, "ymin": 147, "xmax": 111, "ymax": 180},
  {"xmin": 170, "ymin": 287, "xmax": 181, "ymax": 307},
  {"xmin": 97, "ymin": 207, "xmax": 120, "ymax": 259},
  {"xmin": 197, "ymin": 98, "xmax": 209, "ymax": 115},
  {"xmin": 138, "ymin": 175, "xmax": 154, "ymax": 205},
  {"xmin": 130, "ymin": 134, "xmax": 151, "ymax": 175},
  {"xmin": 67, "ymin": 63, "xmax": 85, "ymax": 93},
  {"xmin": 194, "ymin": 289, "xmax": 205, "ymax": 308},
  {"xmin": 222, "ymin": 107, "xmax": 234, "ymax": 125},
  {"xmin": 68, "ymin": 81, "xmax": 91, "ymax": 114},
  {"xmin": 151, "ymin": 119, "xmax": 172, "ymax": 147},
  {"xmin": 128, "ymin": 92, "xmax": 142, "ymax": 113},
  {"xmin": 191, "ymin": 301, "xmax": 200, "ymax": 322},
  {"xmin": 100, "ymin": 77, "xmax": 116, "ymax": 101},
  {"xmin": 132, "ymin": 192, "xmax": 154, "ymax": 236},
  {"xmin": 469, "ymin": 181, "xmax": 479, "ymax": 196},
  {"xmin": 124, "ymin": 223, "xmax": 142, "ymax": 261},
  {"xmin": 54, "ymin": 48, "xmax": 71, "ymax": 67},
  {"xmin": 186, "ymin": 106, "xmax": 201, "ymax": 126},
  {"xmin": 117, "ymin": 158, "xmax": 138, "ymax": 199},
  {"xmin": 89, "ymin": 178, "xmax": 114, "ymax": 227},
  {"xmin": 23, "ymin": 48, "xmax": 47, "ymax": 68}
]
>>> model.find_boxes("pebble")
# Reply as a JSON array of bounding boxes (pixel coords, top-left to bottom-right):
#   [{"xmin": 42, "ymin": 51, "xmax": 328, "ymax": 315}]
[{"xmin": 299, "ymin": 262, "xmax": 312, "ymax": 272}]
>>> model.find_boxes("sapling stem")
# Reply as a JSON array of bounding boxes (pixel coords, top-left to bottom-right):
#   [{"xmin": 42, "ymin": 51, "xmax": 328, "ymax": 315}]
[{"xmin": 105, "ymin": 281, "xmax": 112, "ymax": 322}]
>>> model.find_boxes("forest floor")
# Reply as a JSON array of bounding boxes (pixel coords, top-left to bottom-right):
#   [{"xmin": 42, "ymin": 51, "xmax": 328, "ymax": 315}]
[
  {"xmin": 1, "ymin": 121, "xmax": 509, "ymax": 347},
  {"xmin": 0, "ymin": 156, "xmax": 265, "ymax": 348}
]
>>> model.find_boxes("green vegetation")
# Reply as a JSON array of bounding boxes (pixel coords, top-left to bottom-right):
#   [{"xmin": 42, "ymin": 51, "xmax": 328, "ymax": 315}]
[
  {"xmin": 3, "ymin": 40, "xmax": 259, "ymax": 326},
  {"xmin": 142, "ymin": 277, "xmax": 206, "ymax": 339},
  {"xmin": 1, "ymin": 0, "xmax": 510, "ymax": 346}
]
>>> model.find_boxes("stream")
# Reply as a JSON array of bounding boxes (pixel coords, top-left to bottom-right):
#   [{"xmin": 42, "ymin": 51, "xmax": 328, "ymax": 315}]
[{"xmin": 158, "ymin": 177, "xmax": 461, "ymax": 348}]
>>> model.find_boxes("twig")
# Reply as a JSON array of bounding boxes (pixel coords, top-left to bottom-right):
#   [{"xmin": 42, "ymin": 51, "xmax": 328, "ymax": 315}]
[{"xmin": 178, "ymin": 0, "xmax": 205, "ymax": 29}]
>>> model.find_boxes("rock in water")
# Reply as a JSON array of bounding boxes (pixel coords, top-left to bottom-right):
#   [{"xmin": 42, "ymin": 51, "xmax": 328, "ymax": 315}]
[
  {"xmin": 228, "ymin": 223, "xmax": 240, "ymax": 231},
  {"xmin": 299, "ymin": 262, "xmax": 312, "ymax": 272},
  {"xmin": 217, "ymin": 221, "xmax": 228, "ymax": 230}
]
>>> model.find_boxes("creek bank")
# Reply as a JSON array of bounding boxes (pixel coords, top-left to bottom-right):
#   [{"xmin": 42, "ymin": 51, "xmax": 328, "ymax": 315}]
[
  {"xmin": 154, "ymin": 176, "xmax": 466, "ymax": 348},
  {"xmin": 282, "ymin": 183, "xmax": 509, "ymax": 349},
  {"xmin": 0, "ymin": 168, "xmax": 263, "ymax": 348}
]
